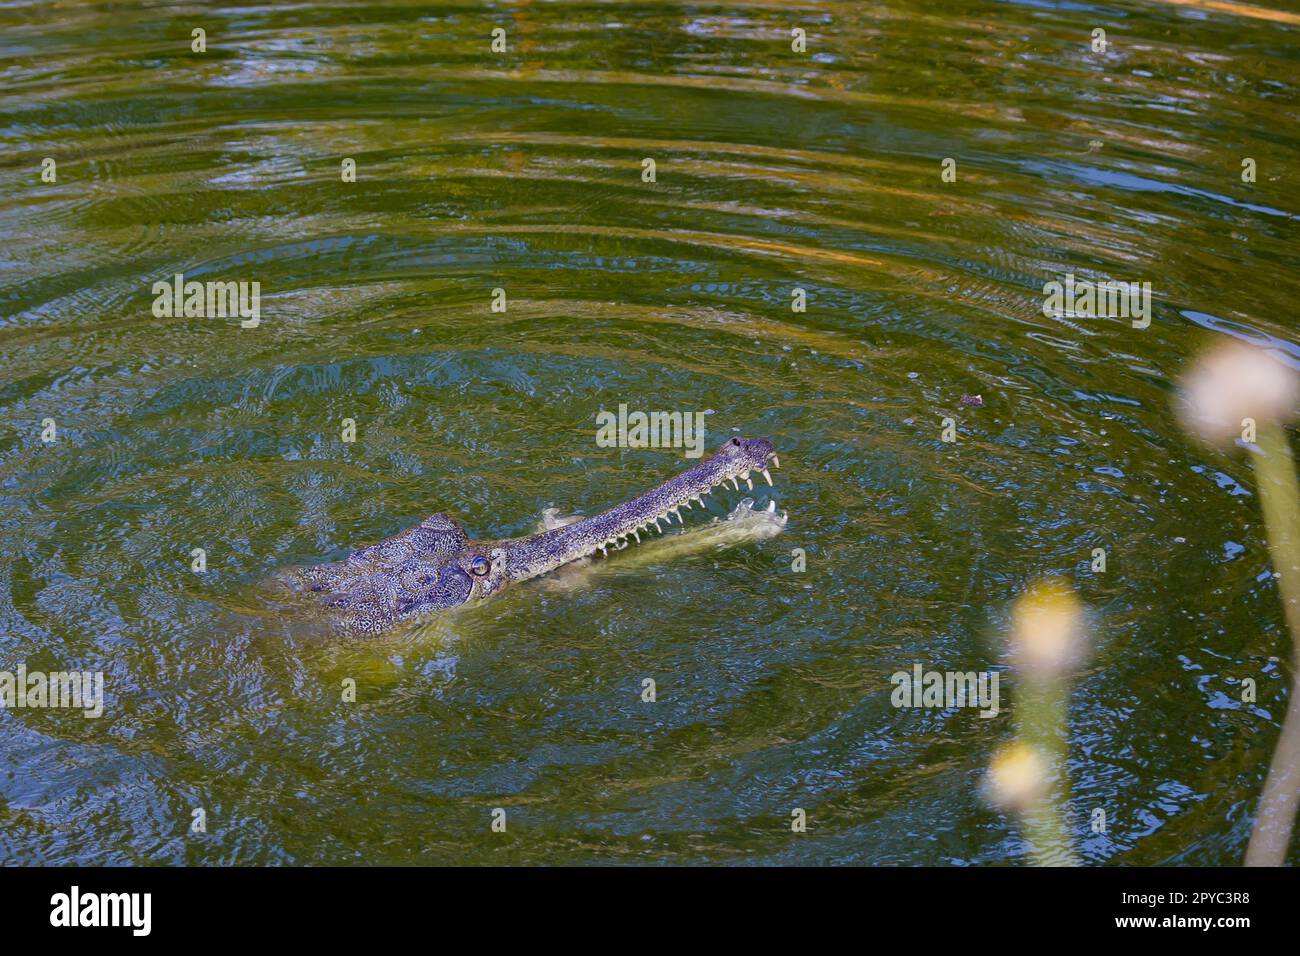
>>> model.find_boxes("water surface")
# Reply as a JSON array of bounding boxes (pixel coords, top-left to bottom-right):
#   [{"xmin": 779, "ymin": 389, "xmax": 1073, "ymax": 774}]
[{"xmin": 1, "ymin": 0, "xmax": 1298, "ymax": 864}]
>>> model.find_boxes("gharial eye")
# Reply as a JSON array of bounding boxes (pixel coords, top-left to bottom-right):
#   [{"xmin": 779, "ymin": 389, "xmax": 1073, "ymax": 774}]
[{"xmin": 469, "ymin": 555, "xmax": 491, "ymax": 576}]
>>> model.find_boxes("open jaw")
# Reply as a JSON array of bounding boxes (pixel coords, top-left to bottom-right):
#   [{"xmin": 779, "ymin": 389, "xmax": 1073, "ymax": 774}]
[
  {"xmin": 500, "ymin": 436, "xmax": 783, "ymax": 583},
  {"xmin": 286, "ymin": 436, "xmax": 784, "ymax": 634}
]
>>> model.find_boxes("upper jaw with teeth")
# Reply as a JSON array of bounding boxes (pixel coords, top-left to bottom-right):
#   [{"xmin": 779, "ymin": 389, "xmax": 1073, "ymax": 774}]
[
  {"xmin": 517, "ymin": 436, "xmax": 782, "ymax": 567},
  {"xmin": 577, "ymin": 441, "xmax": 780, "ymax": 559}
]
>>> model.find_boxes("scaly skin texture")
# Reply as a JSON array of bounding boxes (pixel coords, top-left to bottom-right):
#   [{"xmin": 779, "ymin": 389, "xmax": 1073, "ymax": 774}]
[{"xmin": 284, "ymin": 437, "xmax": 781, "ymax": 635}]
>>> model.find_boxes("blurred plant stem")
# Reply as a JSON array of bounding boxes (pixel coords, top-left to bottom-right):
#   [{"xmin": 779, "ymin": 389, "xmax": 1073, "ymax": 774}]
[
  {"xmin": 1016, "ymin": 673, "xmax": 1079, "ymax": 866},
  {"xmin": 1245, "ymin": 420, "xmax": 1300, "ymax": 866},
  {"xmin": 991, "ymin": 579, "xmax": 1084, "ymax": 866}
]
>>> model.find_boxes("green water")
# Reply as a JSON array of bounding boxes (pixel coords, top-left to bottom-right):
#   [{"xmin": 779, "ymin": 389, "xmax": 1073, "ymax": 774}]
[{"xmin": 2, "ymin": 0, "xmax": 1298, "ymax": 865}]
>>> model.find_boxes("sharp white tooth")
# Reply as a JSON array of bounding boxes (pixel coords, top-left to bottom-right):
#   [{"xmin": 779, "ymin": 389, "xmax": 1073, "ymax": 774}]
[
  {"xmin": 730, "ymin": 477, "xmax": 740, "ymax": 490},
  {"xmin": 673, "ymin": 510, "xmax": 683, "ymax": 523},
  {"xmin": 745, "ymin": 477, "xmax": 753, "ymax": 490},
  {"xmin": 654, "ymin": 518, "xmax": 663, "ymax": 530},
  {"xmin": 632, "ymin": 530, "xmax": 640, "ymax": 542},
  {"xmin": 766, "ymin": 501, "xmax": 776, "ymax": 512},
  {"xmin": 694, "ymin": 496, "xmax": 704, "ymax": 505},
  {"xmin": 772, "ymin": 456, "xmax": 780, "ymax": 468},
  {"xmin": 761, "ymin": 469, "xmax": 772, "ymax": 485},
  {"xmin": 600, "ymin": 546, "xmax": 608, "ymax": 556}
]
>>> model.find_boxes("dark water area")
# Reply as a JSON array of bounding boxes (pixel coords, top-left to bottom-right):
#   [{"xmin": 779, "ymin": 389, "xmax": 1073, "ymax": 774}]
[{"xmin": 1, "ymin": 0, "xmax": 1298, "ymax": 864}]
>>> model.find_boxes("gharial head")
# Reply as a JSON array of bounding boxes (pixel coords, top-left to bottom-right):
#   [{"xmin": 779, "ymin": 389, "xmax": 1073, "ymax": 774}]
[
  {"xmin": 297, "ymin": 511, "xmax": 511, "ymax": 631},
  {"xmin": 389, "ymin": 514, "xmax": 513, "ymax": 611},
  {"xmin": 296, "ymin": 435, "xmax": 781, "ymax": 633}
]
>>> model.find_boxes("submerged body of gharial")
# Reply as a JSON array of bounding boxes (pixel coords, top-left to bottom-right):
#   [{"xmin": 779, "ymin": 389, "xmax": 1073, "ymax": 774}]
[{"xmin": 279, "ymin": 437, "xmax": 785, "ymax": 635}]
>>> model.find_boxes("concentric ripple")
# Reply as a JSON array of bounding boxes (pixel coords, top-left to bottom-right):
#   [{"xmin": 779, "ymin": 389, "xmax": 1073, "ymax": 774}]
[{"xmin": 0, "ymin": 0, "xmax": 1297, "ymax": 865}]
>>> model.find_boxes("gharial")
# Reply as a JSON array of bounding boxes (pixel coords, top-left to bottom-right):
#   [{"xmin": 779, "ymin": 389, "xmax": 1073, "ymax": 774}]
[{"xmin": 280, "ymin": 436, "xmax": 785, "ymax": 635}]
